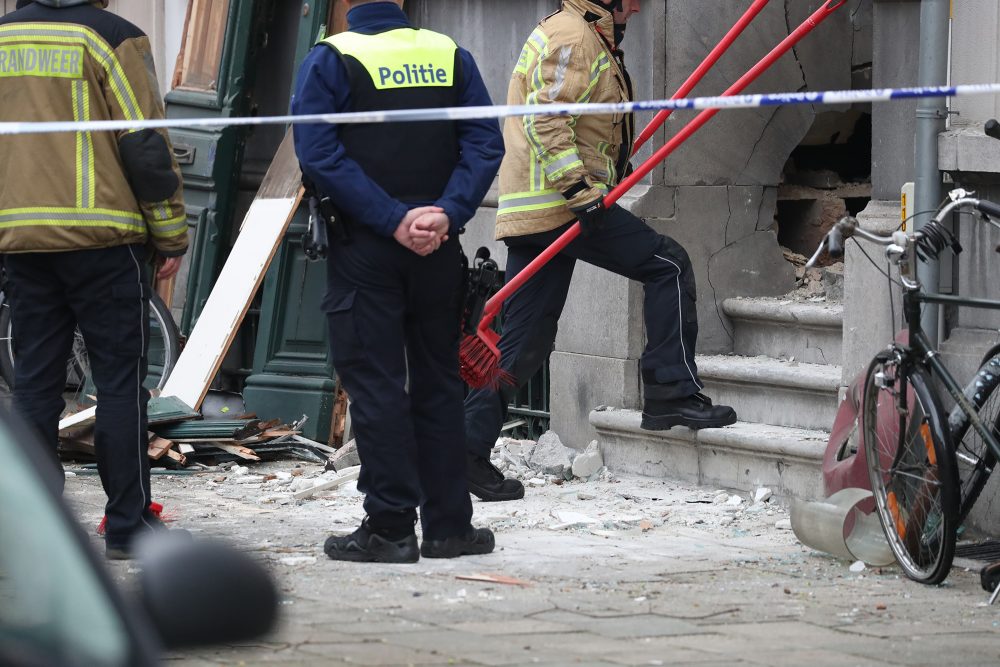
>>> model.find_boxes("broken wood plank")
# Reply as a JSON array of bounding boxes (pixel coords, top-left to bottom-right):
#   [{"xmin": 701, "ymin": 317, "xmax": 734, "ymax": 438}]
[
  {"xmin": 163, "ymin": 448, "xmax": 187, "ymax": 466},
  {"xmin": 455, "ymin": 573, "xmax": 533, "ymax": 587},
  {"xmin": 59, "ymin": 384, "xmax": 200, "ymax": 434},
  {"xmin": 209, "ymin": 443, "xmax": 261, "ymax": 461},
  {"xmin": 292, "ymin": 465, "xmax": 361, "ymax": 500},
  {"xmin": 329, "ymin": 385, "xmax": 349, "ymax": 447},
  {"xmin": 59, "ymin": 406, "xmax": 96, "ymax": 433},
  {"xmin": 159, "ymin": 131, "xmax": 303, "ymax": 411},
  {"xmin": 147, "ymin": 436, "xmax": 175, "ymax": 461}
]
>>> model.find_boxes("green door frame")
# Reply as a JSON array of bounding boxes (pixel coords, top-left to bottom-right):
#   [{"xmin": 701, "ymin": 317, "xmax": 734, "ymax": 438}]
[
  {"xmin": 242, "ymin": 0, "xmax": 337, "ymax": 443},
  {"xmin": 167, "ymin": 0, "xmax": 270, "ymax": 336}
]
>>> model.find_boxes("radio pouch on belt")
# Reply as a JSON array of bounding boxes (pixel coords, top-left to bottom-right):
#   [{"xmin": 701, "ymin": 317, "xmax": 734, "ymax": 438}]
[{"xmin": 462, "ymin": 247, "xmax": 499, "ymax": 336}]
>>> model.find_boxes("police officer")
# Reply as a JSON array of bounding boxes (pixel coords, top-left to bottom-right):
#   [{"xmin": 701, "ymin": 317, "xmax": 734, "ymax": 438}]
[
  {"xmin": 0, "ymin": 0, "xmax": 188, "ymax": 558},
  {"xmin": 464, "ymin": 0, "xmax": 738, "ymax": 502},
  {"xmin": 292, "ymin": 0, "xmax": 504, "ymax": 563}
]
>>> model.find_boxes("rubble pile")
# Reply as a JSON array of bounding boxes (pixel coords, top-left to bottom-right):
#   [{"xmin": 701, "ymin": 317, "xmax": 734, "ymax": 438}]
[
  {"xmin": 783, "ymin": 248, "xmax": 844, "ymax": 301},
  {"xmin": 490, "ymin": 431, "xmax": 610, "ymax": 486},
  {"xmin": 184, "ymin": 430, "xmax": 792, "ymax": 548}
]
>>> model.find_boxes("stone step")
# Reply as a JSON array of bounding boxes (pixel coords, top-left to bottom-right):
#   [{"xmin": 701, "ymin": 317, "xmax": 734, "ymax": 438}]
[
  {"xmin": 696, "ymin": 354, "xmax": 842, "ymax": 431},
  {"xmin": 722, "ymin": 297, "xmax": 843, "ymax": 365},
  {"xmin": 591, "ymin": 408, "xmax": 828, "ymax": 501}
]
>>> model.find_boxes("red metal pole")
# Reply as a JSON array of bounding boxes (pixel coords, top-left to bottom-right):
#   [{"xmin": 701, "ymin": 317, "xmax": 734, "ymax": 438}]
[{"xmin": 477, "ymin": 0, "xmax": 848, "ymax": 336}]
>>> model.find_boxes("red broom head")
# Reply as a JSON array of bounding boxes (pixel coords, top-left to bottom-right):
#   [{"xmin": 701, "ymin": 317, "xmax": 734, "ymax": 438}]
[{"xmin": 460, "ymin": 328, "xmax": 514, "ymax": 389}]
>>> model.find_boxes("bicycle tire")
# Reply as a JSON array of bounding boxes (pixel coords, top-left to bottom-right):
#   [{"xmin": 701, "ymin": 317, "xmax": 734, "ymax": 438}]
[
  {"xmin": 953, "ymin": 343, "xmax": 1000, "ymax": 524},
  {"xmin": 0, "ymin": 292, "xmax": 180, "ymax": 392},
  {"xmin": 863, "ymin": 350, "xmax": 959, "ymax": 585},
  {"xmin": 146, "ymin": 292, "xmax": 181, "ymax": 390}
]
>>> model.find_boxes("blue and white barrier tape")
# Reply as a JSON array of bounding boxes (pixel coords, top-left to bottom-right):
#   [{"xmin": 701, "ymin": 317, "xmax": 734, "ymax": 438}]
[{"xmin": 1, "ymin": 83, "xmax": 998, "ymax": 136}]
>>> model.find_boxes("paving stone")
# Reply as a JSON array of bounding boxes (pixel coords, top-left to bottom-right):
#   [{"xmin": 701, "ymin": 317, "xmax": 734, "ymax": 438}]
[
  {"xmin": 599, "ymin": 637, "xmax": 757, "ymax": 666},
  {"xmin": 531, "ymin": 610, "xmax": 705, "ymax": 639},
  {"xmin": 296, "ymin": 641, "xmax": 452, "ymax": 665},
  {"xmin": 743, "ymin": 649, "xmax": 896, "ymax": 667},
  {"xmin": 836, "ymin": 633, "xmax": 1000, "ymax": 666},
  {"xmin": 531, "ymin": 632, "xmax": 666, "ymax": 656},
  {"xmin": 448, "ymin": 619, "xmax": 576, "ymax": 636}
]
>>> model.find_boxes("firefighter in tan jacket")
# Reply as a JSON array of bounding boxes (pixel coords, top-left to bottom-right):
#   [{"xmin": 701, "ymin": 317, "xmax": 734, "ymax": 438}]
[
  {"xmin": 464, "ymin": 0, "xmax": 738, "ymax": 503},
  {"xmin": 0, "ymin": 0, "xmax": 188, "ymax": 559}
]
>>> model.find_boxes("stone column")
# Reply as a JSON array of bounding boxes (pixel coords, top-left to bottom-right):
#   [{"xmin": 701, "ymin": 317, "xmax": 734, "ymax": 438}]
[{"xmin": 843, "ymin": 0, "xmax": 920, "ymax": 384}]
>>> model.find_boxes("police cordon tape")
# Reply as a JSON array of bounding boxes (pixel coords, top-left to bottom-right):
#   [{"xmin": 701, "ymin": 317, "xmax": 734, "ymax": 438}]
[{"xmin": 2, "ymin": 83, "xmax": 1000, "ymax": 136}]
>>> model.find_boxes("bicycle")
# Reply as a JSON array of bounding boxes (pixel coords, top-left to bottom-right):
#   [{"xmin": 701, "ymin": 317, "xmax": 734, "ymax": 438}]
[
  {"xmin": 807, "ymin": 188, "xmax": 1000, "ymax": 587},
  {"xmin": 0, "ymin": 264, "xmax": 181, "ymax": 400}
]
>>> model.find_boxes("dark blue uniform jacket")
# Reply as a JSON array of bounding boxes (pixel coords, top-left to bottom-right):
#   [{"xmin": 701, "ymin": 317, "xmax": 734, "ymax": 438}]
[{"xmin": 291, "ymin": 3, "xmax": 503, "ymax": 237}]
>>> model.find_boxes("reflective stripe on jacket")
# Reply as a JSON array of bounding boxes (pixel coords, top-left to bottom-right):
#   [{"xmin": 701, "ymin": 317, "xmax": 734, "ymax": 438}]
[
  {"xmin": 0, "ymin": 2, "xmax": 188, "ymax": 256},
  {"xmin": 496, "ymin": 0, "xmax": 631, "ymax": 240}
]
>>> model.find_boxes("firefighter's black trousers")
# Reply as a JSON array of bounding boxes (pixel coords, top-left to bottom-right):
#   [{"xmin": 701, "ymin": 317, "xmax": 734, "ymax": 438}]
[
  {"xmin": 464, "ymin": 205, "xmax": 704, "ymax": 458},
  {"xmin": 6, "ymin": 244, "xmax": 154, "ymax": 546},
  {"xmin": 325, "ymin": 226, "xmax": 473, "ymax": 540}
]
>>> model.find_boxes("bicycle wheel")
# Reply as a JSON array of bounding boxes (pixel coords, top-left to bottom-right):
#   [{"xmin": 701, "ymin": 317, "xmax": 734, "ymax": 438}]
[
  {"xmin": 0, "ymin": 292, "xmax": 180, "ymax": 393},
  {"xmin": 953, "ymin": 344, "xmax": 1000, "ymax": 524},
  {"xmin": 863, "ymin": 350, "xmax": 959, "ymax": 584},
  {"xmin": 145, "ymin": 292, "xmax": 181, "ymax": 390},
  {"xmin": 0, "ymin": 297, "xmax": 13, "ymax": 387}
]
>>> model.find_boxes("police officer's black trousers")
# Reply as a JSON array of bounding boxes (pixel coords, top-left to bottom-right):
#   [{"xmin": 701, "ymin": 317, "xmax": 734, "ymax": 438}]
[
  {"xmin": 325, "ymin": 227, "xmax": 473, "ymax": 541},
  {"xmin": 6, "ymin": 244, "xmax": 153, "ymax": 545},
  {"xmin": 465, "ymin": 205, "xmax": 703, "ymax": 458}
]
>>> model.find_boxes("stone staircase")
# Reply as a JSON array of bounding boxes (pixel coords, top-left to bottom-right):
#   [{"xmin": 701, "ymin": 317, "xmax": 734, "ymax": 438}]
[{"xmin": 591, "ymin": 296, "xmax": 843, "ymax": 501}]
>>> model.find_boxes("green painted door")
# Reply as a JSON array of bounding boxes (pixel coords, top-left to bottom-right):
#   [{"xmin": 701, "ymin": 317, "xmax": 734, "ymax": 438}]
[{"xmin": 166, "ymin": 0, "xmax": 270, "ymax": 335}]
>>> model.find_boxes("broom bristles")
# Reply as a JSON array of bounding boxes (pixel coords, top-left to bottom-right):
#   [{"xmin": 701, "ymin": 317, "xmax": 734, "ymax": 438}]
[{"xmin": 460, "ymin": 330, "xmax": 514, "ymax": 389}]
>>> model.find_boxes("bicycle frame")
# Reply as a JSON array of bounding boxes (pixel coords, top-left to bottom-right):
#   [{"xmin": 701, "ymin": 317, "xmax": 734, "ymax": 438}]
[
  {"xmin": 904, "ymin": 292, "xmax": 1000, "ymax": 468},
  {"xmin": 889, "ymin": 219, "xmax": 1000, "ymax": 474}
]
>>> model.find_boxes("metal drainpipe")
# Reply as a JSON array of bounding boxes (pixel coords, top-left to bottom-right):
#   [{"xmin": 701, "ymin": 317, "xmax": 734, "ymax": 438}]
[{"xmin": 914, "ymin": 0, "xmax": 951, "ymax": 345}]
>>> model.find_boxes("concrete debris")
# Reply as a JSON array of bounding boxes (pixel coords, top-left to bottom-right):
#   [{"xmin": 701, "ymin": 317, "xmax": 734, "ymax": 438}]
[
  {"xmin": 328, "ymin": 438, "xmax": 360, "ymax": 470},
  {"xmin": 571, "ymin": 440, "xmax": 604, "ymax": 479},
  {"xmin": 182, "ymin": 438, "xmax": 793, "ymax": 542},
  {"xmin": 850, "ymin": 560, "xmax": 867, "ymax": 573},
  {"xmin": 550, "ymin": 510, "xmax": 600, "ymax": 530},
  {"xmin": 526, "ymin": 430, "xmax": 576, "ymax": 479},
  {"xmin": 279, "ymin": 556, "xmax": 317, "ymax": 567},
  {"xmin": 493, "ymin": 435, "xmax": 609, "ymax": 486},
  {"xmin": 754, "ymin": 487, "xmax": 773, "ymax": 504}
]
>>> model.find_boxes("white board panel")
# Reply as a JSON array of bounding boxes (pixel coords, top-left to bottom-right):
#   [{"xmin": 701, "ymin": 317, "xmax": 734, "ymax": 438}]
[{"xmin": 159, "ymin": 196, "xmax": 301, "ymax": 410}]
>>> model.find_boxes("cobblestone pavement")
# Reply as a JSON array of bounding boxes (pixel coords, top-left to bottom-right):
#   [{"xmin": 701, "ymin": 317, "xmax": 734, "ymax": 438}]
[{"xmin": 63, "ymin": 461, "xmax": 1000, "ymax": 667}]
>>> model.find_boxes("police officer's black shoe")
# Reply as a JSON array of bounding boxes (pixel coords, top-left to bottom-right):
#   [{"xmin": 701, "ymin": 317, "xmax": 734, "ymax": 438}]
[
  {"xmin": 421, "ymin": 527, "xmax": 495, "ymax": 559},
  {"xmin": 324, "ymin": 518, "xmax": 419, "ymax": 563},
  {"xmin": 641, "ymin": 393, "xmax": 737, "ymax": 431},
  {"xmin": 467, "ymin": 453, "xmax": 525, "ymax": 502}
]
